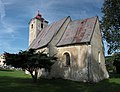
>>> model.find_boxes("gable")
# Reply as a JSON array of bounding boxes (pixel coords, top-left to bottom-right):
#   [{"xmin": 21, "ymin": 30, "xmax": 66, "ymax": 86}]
[{"xmin": 57, "ymin": 16, "xmax": 97, "ymax": 47}]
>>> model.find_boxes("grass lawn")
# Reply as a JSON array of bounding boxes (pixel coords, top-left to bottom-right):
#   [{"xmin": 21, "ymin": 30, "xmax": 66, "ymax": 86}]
[{"xmin": 0, "ymin": 70, "xmax": 120, "ymax": 92}]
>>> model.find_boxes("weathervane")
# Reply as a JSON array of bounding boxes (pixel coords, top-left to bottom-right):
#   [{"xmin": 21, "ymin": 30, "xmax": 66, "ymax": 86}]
[{"xmin": 38, "ymin": 10, "xmax": 40, "ymax": 15}]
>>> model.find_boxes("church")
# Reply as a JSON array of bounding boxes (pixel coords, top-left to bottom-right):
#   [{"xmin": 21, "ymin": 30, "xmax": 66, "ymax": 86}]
[{"xmin": 28, "ymin": 12, "xmax": 109, "ymax": 82}]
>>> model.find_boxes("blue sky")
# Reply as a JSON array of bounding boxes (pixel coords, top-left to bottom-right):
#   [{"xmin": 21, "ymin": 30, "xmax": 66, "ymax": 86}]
[{"xmin": 0, "ymin": 0, "xmax": 108, "ymax": 55}]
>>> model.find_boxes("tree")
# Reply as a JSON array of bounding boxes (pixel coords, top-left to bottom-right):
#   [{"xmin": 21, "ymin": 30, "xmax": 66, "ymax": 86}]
[
  {"xmin": 113, "ymin": 52, "xmax": 120, "ymax": 74},
  {"xmin": 101, "ymin": 0, "xmax": 120, "ymax": 54},
  {"xmin": 105, "ymin": 56, "xmax": 115, "ymax": 72},
  {"xmin": 4, "ymin": 49, "xmax": 57, "ymax": 82}
]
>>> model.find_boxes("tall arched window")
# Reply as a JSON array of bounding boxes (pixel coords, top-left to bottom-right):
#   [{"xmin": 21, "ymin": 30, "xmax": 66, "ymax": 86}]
[
  {"xmin": 98, "ymin": 51, "xmax": 101, "ymax": 63},
  {"xmin": 63, "ymin": 52, "xmax": 70, "ymax": 66}
]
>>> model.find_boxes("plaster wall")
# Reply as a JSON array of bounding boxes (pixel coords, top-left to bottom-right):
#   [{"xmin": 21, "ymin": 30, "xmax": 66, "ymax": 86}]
[{"xmin": 50, "ymin": 45, "xmax": 90, "ymax": 82}]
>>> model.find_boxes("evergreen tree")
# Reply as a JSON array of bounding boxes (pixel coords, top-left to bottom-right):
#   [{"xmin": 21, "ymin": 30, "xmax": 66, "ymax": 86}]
[
  {"xmin": 101, "ymin": 0, "xmax": 120, "ymax": 54},
  {"xmin": 4, "ymin": 49, "xmax": 57, "ymax": 82}
]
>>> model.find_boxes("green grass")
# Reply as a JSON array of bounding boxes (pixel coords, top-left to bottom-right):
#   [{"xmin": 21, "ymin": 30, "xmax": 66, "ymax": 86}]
[{"xmin": 0, "ymin": 70, "xmax": 120, "ymax": 92}]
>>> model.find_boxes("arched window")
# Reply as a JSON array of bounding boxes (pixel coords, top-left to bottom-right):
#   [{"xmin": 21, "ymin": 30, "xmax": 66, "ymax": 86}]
[
  {"xmin": 63, "ymin": 52, "xmax": 70, "ymax": 66},
  {"xmin": 98, "ymin": 51, "xmax": 101, "ymax": 63}
]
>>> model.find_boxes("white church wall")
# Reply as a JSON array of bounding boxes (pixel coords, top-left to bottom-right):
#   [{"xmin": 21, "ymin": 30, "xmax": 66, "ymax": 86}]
[{"xmin": 50, "ymin": 45, "xmax": 91, "ymax": 82}]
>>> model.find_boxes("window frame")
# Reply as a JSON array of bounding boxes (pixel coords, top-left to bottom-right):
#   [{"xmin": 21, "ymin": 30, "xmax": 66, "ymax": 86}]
[{"xmin": 63, "ymin": 52, "xmax": 71, "ymax": 66}]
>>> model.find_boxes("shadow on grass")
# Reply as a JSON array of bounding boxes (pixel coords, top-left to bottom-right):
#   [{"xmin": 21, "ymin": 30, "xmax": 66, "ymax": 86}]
[
  {"xmin": 0, "ymin": 69, "xmax": 14, "ymax": 72},
  {"xmin": 0, "ymin": 76, "xmax": 120, "ymax": 92}
]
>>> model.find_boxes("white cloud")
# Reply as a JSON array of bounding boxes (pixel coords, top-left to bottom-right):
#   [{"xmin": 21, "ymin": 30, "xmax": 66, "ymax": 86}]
[
  {"xmin": 0, "ymin": 41, "xmax": 26, "ymax": 54},
  {"xmin": 0, "ymin": 1, "xmax": 28, "ymax": 53},
  {"xmin": 0, "ymin": 0, "xmax": 16, "ymax": 34},
  {"xmin": 0, "ymin": 0, "xmax": 28, "ymax": 34},
  {"xmin": 0, "ymin": 0, "xmax": 5, "ymax": 21},
  {"xmin": 1, "ymin": 20, "xmax": 27, "ymax": 34}
]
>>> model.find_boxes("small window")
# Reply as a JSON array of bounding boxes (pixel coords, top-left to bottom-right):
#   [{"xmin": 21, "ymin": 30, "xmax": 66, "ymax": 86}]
[
  {"xmin": 41, "ymin": 23, "xmax": 43, "ymax": 29},
  {"xmin": 31, "ymin": 24, "xmax": 33, "ymax": 29},
  {"xmin": 63, "ymin": 52, "xmax": 70, "ymax": 66}
]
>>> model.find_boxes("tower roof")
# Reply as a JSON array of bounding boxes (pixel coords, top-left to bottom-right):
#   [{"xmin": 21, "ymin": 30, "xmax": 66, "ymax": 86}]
[
  {"xmin": 35, "ymin": 11, "xmax": 42, "ymax": 19},
  {"xmin": 29, "ymin": 11, "xmax": 48, "ymax": 24}
]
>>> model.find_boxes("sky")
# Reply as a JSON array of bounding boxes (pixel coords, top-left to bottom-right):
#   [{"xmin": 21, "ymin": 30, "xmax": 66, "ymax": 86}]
[{"xmin": 0, "ymin": 0, "xmax": 108, "ymax": 55}]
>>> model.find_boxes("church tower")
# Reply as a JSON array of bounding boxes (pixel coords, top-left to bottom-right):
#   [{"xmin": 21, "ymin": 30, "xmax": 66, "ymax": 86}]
[{"xmin": 29, "ymin": 11, "xmax": 48, "ymax": 46}]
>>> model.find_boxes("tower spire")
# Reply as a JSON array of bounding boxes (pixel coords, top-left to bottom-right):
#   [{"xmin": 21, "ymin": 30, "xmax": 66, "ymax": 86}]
[{"xmin": 35, "ymin": 10, "xmax": 42, "ymax": 19}]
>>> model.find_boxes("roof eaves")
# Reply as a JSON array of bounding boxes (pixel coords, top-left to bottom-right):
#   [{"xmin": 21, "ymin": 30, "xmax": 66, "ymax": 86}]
[{"xmin": 57, "ymin": 41, "xmax": 90, "ymax": 47}]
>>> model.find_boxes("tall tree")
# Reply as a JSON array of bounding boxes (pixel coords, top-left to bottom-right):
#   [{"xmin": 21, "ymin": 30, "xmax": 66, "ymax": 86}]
[
  {"xmin": 4, "ymin": 49, "xmax": 57, "ymax": 82},
  {"xmin": 101, "ymin": 0, "xmax": 120, "ymax": 54}
]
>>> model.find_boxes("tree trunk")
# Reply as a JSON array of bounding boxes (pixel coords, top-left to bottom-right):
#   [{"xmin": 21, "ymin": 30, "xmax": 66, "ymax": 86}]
[{"xmin": 29, "ymin": 70, "xmax": 38, "ymax": 82}]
